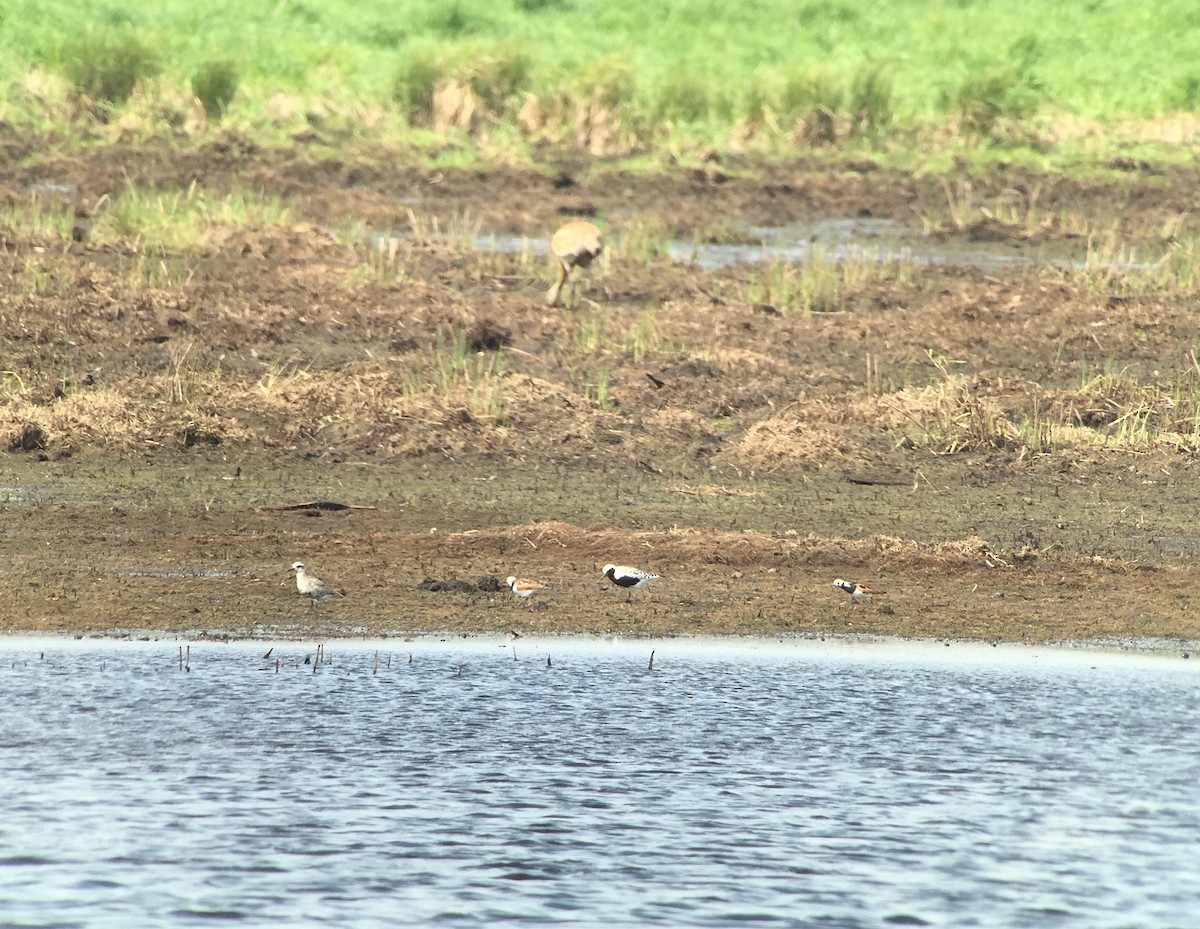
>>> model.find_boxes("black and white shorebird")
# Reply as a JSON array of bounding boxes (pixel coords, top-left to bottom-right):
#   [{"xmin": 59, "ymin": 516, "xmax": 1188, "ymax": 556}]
[
  {"xmin": 833, "ymin": 578, "xmax": 883, "ymax": 610},
  {"xmin": 290, "ymin": 561, "xmax": 344, "ymax": 608},
  {"xmin": 602, "ymin": 563, "xmax": 661, "ymax": 600}
]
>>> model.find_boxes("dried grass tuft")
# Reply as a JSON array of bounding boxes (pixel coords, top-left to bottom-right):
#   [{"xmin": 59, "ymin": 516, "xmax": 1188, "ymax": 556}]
[
  {"xmin": 728, "ymin": 415, "xmax": 862, "ymax": 470},
  {"xmin": 868, "ymin": 375, "xmax": 1019, "ymax": 453},
  {"xmin": 432, "ymin": 80, "xmax": 482, "ymax": 133}
]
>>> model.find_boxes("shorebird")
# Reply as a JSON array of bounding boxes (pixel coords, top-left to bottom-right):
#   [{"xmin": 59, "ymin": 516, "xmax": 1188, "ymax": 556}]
[
  {"xmin": 833, "ymin": 578, "xmax": 883, "ymax": 610},
  {"xmin": 290, "ymin": 561, "xmax": 344, "ymax": 608},
  {"xmin": 546, "ymin": 219, "xmax": 602, "ymax": 307},
  {"xmin": 602, "ymin": 563, "xmax": 661, "ymax": 600},
  {"xmin": 506, "ymin": 575, "xmax": 547, "ymax": 604}
]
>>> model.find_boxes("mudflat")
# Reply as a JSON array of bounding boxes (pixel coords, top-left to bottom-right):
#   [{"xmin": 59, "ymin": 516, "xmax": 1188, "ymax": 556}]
[{"xmin": 3, "ymin": 141, "xmax": 1199, "ymax": 648}]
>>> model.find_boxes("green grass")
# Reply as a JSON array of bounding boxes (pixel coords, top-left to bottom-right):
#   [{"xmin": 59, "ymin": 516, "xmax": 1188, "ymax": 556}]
[
  {"xmin": 97, "ymin": 182, "xmax": 291, "ymax": 250},
  {"xmin": 742, "ymin": 245, "xmax": 906, "ymax": 316},
  {"xmin": 403, "ymin": 326, "xmax": 509, "ymax": 420},
  {"xmin": 4, "ymin": 0, "xmax": 1200, "ymax": 157}
]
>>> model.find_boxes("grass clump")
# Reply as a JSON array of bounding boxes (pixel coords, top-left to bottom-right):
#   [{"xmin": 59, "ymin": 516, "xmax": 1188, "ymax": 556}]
[
  {"xmin": 60, "ymin": 28, "xmax": 160, "ymax": 118},
  {"xmin": 95, "ymin": 182, "xmax": 290, "ymax": 252},
  {"xmin": 392, "ymin": 39, "xmax": 532, "ymax": 130},
  {"xmin": 191, "ymin": 59, "xmax": 239, "ymax": 120},
  {"xmin": 394, "ymin": 46, "xmax": 442, "ymax": 126},
  {"xmin": 743, "ymin": 245, "xmax": 900, "ymax": 316},
  {"xmin": 1068, "ymin": 363, "xmax": 1200, "ymax": 450},
  {"xmin": 403, "ymin": 326, "xmax": 509, "ymax": 421},
  {"xmin": 883, "ymin": 352, "xmax": 1021, "ymax": 454},
  {"xmin": 466, "ymin": 42, "xmax": 533, "ymax": 113},
  {"xmin": 952, "ymin": 64, "xmax": 1041, "ymax": 141},
  {"xmin": 653, "ymin": 70, "xmax": 721, "ymax": 125},
  {"xmin": 755, "ymin": 63, "xmax": 893, "ymax": 145}
]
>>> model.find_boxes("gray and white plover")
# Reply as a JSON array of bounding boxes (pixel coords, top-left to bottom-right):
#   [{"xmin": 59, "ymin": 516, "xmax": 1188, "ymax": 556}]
[
  {"xmin": 546, "ymin": 219, "xmax": 602, "ymax": 307},
  {"xmin": 290, "ymin": 561, "xmax": 344, "ymax": 608},
  {"xmin": 832, "ymin": 578, "xmax": 883, "ymax": 610},
  {"xmin": 601, "ymin": 563, "xmax": 661, "ymax": 600}
]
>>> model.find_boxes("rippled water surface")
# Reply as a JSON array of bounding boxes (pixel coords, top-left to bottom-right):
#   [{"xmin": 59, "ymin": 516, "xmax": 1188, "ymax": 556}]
[{"xmin": 1, "ymin": 637, "xmax": 1196, "ymax": 928}]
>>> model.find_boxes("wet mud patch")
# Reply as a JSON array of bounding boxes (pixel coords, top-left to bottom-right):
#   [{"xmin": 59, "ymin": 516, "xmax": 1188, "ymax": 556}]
[{"xmin": 3, "ymin": 138, "xmax": 1200, "ymax": 648}]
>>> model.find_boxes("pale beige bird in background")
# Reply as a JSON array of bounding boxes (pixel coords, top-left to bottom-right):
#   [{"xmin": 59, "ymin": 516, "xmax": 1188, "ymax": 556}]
[
  {"xmin": 546, "ymin": 219, "xmax": 602, "ymax": 307},
  {"xmin": 290, "ymin": 561, "xmax": 344, "ymax": 608}
]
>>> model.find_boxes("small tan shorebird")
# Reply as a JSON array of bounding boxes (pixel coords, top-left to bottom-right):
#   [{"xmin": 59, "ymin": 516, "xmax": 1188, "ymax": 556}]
[
  {"xmin": 546, "ymin": 219, "xmax": 602, "ymax": 307},
  {"xmin": 506, "ymin": 575, "xmax": 547, "ymax": 604},
  {"xmin": 833, "ymin": 578, "xmax": 883, "ymax": 610},
  {"xmin": 290, "ymin": 561, "xmax": 344, "ymax": 608}
]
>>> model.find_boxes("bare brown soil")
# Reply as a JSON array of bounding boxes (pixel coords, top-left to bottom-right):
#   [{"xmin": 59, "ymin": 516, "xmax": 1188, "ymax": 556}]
[{"xmin": 3, "ymin": 137, "xmax": 1200, "ymax": 649}]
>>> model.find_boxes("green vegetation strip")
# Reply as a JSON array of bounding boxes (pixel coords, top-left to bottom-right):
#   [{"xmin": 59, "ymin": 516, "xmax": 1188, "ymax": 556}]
[{"xmin": 4, "ymin": 0, "xmax": 1200, "ymax": 156}]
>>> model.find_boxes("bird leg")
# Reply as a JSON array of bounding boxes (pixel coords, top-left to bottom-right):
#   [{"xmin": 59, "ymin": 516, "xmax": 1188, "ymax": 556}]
[{"xmin": 545, "ymin": 260, "xmax": 569, "ymax": 307}]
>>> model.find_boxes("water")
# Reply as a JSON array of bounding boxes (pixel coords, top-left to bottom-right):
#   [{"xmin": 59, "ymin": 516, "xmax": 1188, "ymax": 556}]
[
  {"xmin": 663, "ymin": 219, "xmax": 1084, "ymax": 272},
  {"xmin": 1, "ymin": 636, "xmax": 1196, "ymax": 928},
  {"xmin": 464, "ymin": 218, "xmax": 1108, "ymax": 273}
]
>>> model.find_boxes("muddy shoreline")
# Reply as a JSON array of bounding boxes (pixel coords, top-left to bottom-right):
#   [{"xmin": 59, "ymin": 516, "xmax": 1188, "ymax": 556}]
[{"xmin": 4, "ymin": 142, "xmax": 1200, "ymax": 646}]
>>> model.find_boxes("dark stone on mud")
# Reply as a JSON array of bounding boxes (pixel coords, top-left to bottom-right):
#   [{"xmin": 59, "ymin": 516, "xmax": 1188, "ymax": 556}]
[
  {"xmin": 1108, "ymin": 156, "xmax": 1153, "ymax": 173},
  {"xmin": 556, "ymin": 202, "xmax": 598, "ymax": 217},
  {"xmin": 676, "ymin": 358, "xmax": 720, "ymax": 378},
  {"xmin": 10, "ymin": 423, "xmax": 47, "ymax": 452},
  {"xmin": 182, "ymin": 424, "xmax": 221, "ymax": 448},
  {"xmin": 467, "ymin": 318, "xmax": 511, "ymax": 352},
  {"xmin": 419, "ymin": 578, "xmax": 478, "ymax": 593}
]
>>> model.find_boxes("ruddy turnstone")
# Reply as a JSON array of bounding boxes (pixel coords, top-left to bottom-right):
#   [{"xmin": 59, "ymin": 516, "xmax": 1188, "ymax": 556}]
[
  {"xmin": 506, "ymin": 575, "xmax": 547, "ymax": 603},
  {"xmin": 833, "ymin": 578, "xmax": 883, "ymax": 609},
  {"xmin": 602, "ymin": 563, "xmax": 661, "ymax": 599},
  {"xmin": 290, "ymin": 561, "xmax": 344, "ymax": 608},
  {"xmin": 546, "ymin": 219, "xmax": 602, "ymax": 307}
]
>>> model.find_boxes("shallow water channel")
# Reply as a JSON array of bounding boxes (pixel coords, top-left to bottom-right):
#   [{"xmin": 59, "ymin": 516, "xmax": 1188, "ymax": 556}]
[
  {"xmin": 467, "ymin": 217, "xmax": 1099, "ymax": 272},
  {"xmin": 1, "ymin": 636, "xmax": 1196, "ymax": 928}
]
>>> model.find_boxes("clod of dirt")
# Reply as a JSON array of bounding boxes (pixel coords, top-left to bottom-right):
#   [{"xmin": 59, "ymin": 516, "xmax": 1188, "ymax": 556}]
[
  {"xmin": 467, "ymin": 318, "xmax": 511, "ymax": 352},
  {"xmin": 556, "ymin": 202, "xmax": 598, "ymax": 218},
  {"xmin": 182, "ymin": 423, "xmax": 221, "ymax": 448},
  {"xmin": 1108, "ymin": 156, "xmax": 1154, "ymax": 173},
  {"xmin": 9, "ymin": 423, "xmax": 47, "ymax": 452},
  {"xmin": 419, "ymin": 577, "xmax": 482, "ymax": 593}
]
